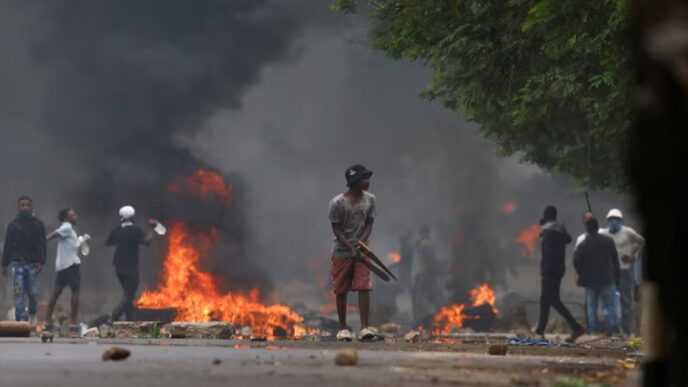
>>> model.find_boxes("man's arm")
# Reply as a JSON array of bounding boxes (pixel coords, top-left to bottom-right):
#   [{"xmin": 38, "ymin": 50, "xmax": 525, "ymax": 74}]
[
  {"xmin": 37, "ymin": 221, "xmax": 47, "ymax": 267},
  {"xmin": 562, "ymin": 225, "xmax": 573, "ymax": 244},
  {"xmin": 628, "ymin": 228, "xmax": 646, "ymax": 257},
  {"xmin": 140, "ymin": 219, "xmax": 159, "ymax": 246},
  {"xmin": 610, "ymin": 240, "xmax": 621, "ymax": 287},
  {"xmin": 331, "ymin": 223, "xmax": 358, "ymax": 258},
  {"xmin": 2, "ymin": 224, "xmax": 13, "ymax": 273},
  {"xmin": 573, "ymin": 244, "xmax": 582, "ymax": 274},
  {"xmin": 359, "ymin": 218, "xmax": 374, "ymax": 244}
]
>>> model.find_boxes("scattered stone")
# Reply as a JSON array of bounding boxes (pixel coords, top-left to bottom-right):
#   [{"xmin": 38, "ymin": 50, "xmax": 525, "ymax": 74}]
[
  {"xmin": 404, "ymin": 330, "xmax": 421, "ymax": 343},
  {"xmin": 334, "ymin": 348, "xmax": 358, "ymax": 366},
  {"xmin": 379, "ymin": 323, "xmax": 401, "ymax": 335},
  {"xmin": 163, "ymin": 322, "xmax": 235, "ymax": 339},
  {"xmin": 212, "ymin": 358, "xmax": 222, "ymax": 366},
  {"xmin": 488, "ymin": 344, "xmax": 509, "ymax": 356},
  {"xmin": 112, "ymin": 322, "xmax": 159, "ymax": 338},
  {"xmin": 83, "ymin": 327, "xmax": 100, "ymax": 338},
  {"xmin": 99, "ymin": 325, "xmax": 114, "ymax": 338},
  {"xmin": 102, "ymin": 347, "xmax": 131, "ymax": 361}
]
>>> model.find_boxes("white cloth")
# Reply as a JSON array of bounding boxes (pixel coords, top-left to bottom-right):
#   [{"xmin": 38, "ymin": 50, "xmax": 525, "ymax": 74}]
[{"xmin": 54, "ymin": 222, "xmax": 81, "ymax": 272}]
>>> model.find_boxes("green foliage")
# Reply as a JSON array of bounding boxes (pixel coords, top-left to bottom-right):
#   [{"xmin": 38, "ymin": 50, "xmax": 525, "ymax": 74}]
[{"xmin": 334, "ymin": 0, "xmax": 631, "ymax": 190}]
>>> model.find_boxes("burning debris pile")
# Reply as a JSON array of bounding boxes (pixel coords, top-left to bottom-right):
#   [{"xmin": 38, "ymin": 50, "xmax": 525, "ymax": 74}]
[
  {"xmin": 432, "ymin": 283, "xmax": 499, "ymax": 335},
  {"xmin": 135, "ymin": 169, "xmax": 304, "ymax": 339}
]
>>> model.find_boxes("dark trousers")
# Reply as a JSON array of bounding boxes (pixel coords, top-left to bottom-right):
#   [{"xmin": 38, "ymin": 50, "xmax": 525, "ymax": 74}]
[
  {"xmin": 536, "ymin": 275, "xmax": 582, "ymax": 334},
  {"xmin": 111, "ymin": 271, "xmax": 139, "ymax": 321},
  {"xmin": 619, "ymin": 269, "xmax": 635, "ymax": 335}
]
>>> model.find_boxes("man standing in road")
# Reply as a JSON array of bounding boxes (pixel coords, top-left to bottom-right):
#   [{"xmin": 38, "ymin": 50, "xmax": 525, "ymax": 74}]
[
  {"xmin": 1, "ymin": 196, "xmax": 47, "ymax": 323},
  {"xmin": 534, "ymin": 205, "xmax": 585, "ymax": 343},
  {"xmin": 601, "ymin": 209, "xmax": 645, "ymax": 336},
  {"xmin": 329, "ymin": 164, "xmax": 377, "ymax": 342}
]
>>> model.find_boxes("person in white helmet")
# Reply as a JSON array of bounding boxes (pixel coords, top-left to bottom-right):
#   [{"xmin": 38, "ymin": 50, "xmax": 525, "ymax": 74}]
[
  {"xmin": 600, "ymin": 208, "xmax": 645, "ymax": 335},
  {"xmin": 105, "ymin": 206, "xmax": 159, "ymax": 321}
]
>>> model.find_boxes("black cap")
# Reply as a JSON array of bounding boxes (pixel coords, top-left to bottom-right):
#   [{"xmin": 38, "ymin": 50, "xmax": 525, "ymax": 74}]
[{"xmin": 345, "ymin": 164, "xmax": 373, "ymax": 187}]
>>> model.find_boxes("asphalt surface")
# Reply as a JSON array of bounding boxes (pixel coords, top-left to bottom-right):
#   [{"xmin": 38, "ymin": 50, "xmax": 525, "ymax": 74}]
[{"xmin": 0, "ymin": 338, "xmax": 635, "ymax": 387}]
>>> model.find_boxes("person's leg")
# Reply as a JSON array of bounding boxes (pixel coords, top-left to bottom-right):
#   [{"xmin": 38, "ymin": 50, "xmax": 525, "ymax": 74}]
[
  {"xmin": 619, "ymin": 269, "xmax": 634, "ymax": 335},
  {"xmin": 111, "ymin": 272, "xmax": 129, "ymax": 321},
  {"xmin": 12, "ymin": 263, "xmax": 28, "ymax": 321},
  {"xmin": 26, "ymin": 264, "xmax": 39, "ymax": 320},
  {"xmin": 549, "ymin": 275, "xmax": 583, "ymax": 332},
  {"xmin": 585, "ymin": 287, "xmax": 600, "ymax": 333},
  {"xmin": 70, "ymin": 289, "xmax": 80, "ymax": 325},
  {"xmin": 535, "ymin": 276, "xmax": 553, "ymax": 334},
  {"xmin": 45, "ymin": 285, "xmax": 65, "ymax": 324},
  {"xmin": 351, "ymin": 261, "xmax": 372, "ymax": 331},
  {"xmin": 121, "ymin": 272, "xmax": 139, "ymax": 321},
  {"xmin": 336, "ymin": 292, "xmax": 348, "ymax": 329},
  {"xmin": 69, "ymin": 265, "xmax": 81, "ymax": 325},
  {"xmin": 601, "ymin": 285, "xmax": 620, "ymax": 335},
  {"xmin": 358, "ymin": 290, "xmax": 370, "ymax": 328}
]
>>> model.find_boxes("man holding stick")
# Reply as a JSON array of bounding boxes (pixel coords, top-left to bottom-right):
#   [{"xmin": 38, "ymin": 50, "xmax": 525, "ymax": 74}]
[{"xmin": 329, "ymin": 164, "xmax": 377, "ymax": 342}]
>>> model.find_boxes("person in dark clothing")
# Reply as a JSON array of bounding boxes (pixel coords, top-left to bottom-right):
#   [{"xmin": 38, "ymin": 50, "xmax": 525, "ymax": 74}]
[
  {"xmin": 1, "ymin": 196, "xmax": 47, "ymax": 322},
  {"xmin": 574, "ymin": 218, "xmax": 621, "ymax": 335},
  {"xmin": 106, "ymin": 205, "xmax": 159, "ymax": 321},
  {"xmin": 534, "ymin": 205, "xmax": 585, "ymax": 342}
]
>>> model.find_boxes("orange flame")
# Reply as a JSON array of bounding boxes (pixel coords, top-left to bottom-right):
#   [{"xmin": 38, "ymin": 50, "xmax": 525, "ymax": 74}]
[
  {"xmin": 516, "ymin": 224, "xmax": 541, "ymax": 257},
  {"xmin": 501, "ymin": 201, "xmax": 517, "ymax": 215},
  {"xmin": 168, "ymin": 169, "xmax": 232, "ymax": 206},
  {"xmin": 432, "ymin": 304, "xmax": 466, "ymax": 336},
  {"xmin": 432, "ymin": 283, "xmax": 498, "ymax": 335},
  {"xmin": 137, "ymin": 223, "xmax": 303, "ymax": 338},
  {"xmin": 470, "ymin": 283, "xmax": 498, "ymax": 314},
  {"xmin": 388, "ymin": 251, "xmax": 401, "ymax": 264}
]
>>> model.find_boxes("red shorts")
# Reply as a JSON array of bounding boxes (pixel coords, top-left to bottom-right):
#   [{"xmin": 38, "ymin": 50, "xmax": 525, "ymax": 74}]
[{"xmin": 330, "ymin": 256, "xmax": 372, "ymax": 295}]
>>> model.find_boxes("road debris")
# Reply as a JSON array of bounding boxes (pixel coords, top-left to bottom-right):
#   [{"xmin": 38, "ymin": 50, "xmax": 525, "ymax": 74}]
[
  {"xmin": 404, "ymin": 330, "xmax": 421, "ymax": 343},
  {"xmin": 102, "ymin": 347, "xmax": 131, "ymax": 361},
  {"xmin": 488, "ymin": 344, "xmax": 509, "ymax": 356},
  {"xmin": 379, "ymin": 323, "xmax": 401, "ymax": 335},
  {"xmin": 334, "ymin": 348, "xmax": 359, "ymax": 366},
  {"xmin": 0, "ymin": 321, "xmax": 31, "ymax": 337}
]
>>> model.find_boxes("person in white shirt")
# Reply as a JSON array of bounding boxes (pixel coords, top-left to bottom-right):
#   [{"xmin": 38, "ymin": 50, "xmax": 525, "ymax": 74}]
[
  {"xmin": 600, "ymin": 209, "xmax": 645, "ymax": 335},
  {"xmin": 45, "ymin": 208, "xmax": 90, "ymax": 326}
]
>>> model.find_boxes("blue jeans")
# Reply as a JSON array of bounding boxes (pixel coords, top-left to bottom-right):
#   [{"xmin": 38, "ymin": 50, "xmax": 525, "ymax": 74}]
[
  {"xmin": 585, "ymin": 285, "xmax": 619, "ymax": 334},
  {"xmin": 11, "ymin": 262, "xmax": 40, "ymax": 321}
]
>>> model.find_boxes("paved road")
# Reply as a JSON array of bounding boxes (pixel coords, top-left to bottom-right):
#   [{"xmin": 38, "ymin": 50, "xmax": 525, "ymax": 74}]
[{"xmin": 0, "ymin": 338, "xmax": 632, "ymax": 387}]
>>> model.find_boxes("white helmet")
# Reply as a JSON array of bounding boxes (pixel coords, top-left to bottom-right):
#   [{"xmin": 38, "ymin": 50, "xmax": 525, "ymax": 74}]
[
  {"xmin": 119, "ymin": 205, "xmax": 136, "ymax": 220},
  {"xmin": 606, "ymin": 208, "xmax": 623, "ymax": 220}
]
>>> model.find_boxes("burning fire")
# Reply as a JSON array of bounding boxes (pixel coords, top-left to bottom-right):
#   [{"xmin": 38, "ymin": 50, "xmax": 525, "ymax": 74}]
[
  {"xmin": 470, "ymin": 283, "xmax": 498, "ymax": 313},
  {"xmin": 432, "ymin": 283, "xmax": 498, "ymax": 335},
  {"xmin": 432, "ymin": 304, "xmax": 466, "ymax": 336},
  {"xmin": 168, "ymin": 169, "xmax": 232, "ymax": 205},
  {"xmin": 388, "ymin": 251, "xmax": 401, "ymax": 264},
  {"xmin": 138, "ymin": 169, "xmax": 302, "ymax": 338},
  {"xmin": 516, "ymin": 224, "xmax": 541, "ymax": 257},
  {"xmin": 501, "ymin": 201, "xmax": 517, "ymax": 215},
  {"xmin": 137, "ymin": 223, "xmax": 303, "ymax": 337}
]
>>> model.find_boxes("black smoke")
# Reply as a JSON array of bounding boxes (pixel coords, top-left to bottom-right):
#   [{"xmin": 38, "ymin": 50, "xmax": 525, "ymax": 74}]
[{"xmin": 0, "ymin": 0, "xmax": 325, "ymax": 306}]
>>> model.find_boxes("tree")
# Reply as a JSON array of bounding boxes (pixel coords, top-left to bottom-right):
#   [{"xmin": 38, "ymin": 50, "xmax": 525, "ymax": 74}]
[{"xmin": 333, "ymin": 0, "xmax": 631, "ymax": 190}]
